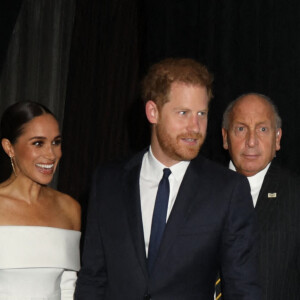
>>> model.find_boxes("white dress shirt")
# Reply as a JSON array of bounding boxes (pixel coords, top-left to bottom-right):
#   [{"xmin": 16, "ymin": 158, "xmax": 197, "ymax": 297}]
[
  {"xmin": 229, "ymin": 161, "xmax": 270, "ymax": 207},
  {"xmin": 140, "ymin": 147, "xmax": 190, "ymax": 256}
]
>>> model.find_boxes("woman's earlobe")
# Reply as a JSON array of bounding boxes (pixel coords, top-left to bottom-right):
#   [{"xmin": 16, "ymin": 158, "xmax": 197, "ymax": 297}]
[{"xmin": 1, "ymin": 138, "xmax": 14, "ymax": 157}]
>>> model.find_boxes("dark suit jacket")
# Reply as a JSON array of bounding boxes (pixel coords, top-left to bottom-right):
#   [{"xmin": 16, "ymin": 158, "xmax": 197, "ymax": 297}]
[
  {"xmin": 255, "ymin": 162, "xmax": 300, "ymax": 300},
  {"xmin": 75, "ymin": 151, "xmax": 261, "ymax": 300}
]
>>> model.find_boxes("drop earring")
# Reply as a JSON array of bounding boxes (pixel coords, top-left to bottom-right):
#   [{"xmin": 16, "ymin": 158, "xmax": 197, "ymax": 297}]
[{"xmin": 10, "ymin": 156, "xmax": 17, "ymax": 177}]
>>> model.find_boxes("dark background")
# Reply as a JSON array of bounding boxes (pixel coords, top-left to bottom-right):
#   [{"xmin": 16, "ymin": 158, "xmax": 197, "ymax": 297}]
[{"xmin": 1, "ymin": 0, "xmax": 300, "ymax": 211}]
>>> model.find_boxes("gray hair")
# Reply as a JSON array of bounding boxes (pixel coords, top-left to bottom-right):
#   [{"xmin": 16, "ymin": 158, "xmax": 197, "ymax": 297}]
[{"xmin": 222, "ymin": 93, "xmax": 282, "ymax": 130}]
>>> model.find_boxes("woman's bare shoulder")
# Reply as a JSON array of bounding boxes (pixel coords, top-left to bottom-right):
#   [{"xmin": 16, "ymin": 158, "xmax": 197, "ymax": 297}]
[{"xmin": 48, "ymin": 188, "xmax": 81, "ymax": 231}]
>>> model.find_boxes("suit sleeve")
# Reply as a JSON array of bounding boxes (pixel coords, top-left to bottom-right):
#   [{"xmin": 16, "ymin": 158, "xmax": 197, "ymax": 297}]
[
  {"xmin": 75, "ymin": 169, "xmax": 107, "ymax": 300},
  {"xmin": 221, "ymin": 175, "xmax": 261, "ymax": 300}
]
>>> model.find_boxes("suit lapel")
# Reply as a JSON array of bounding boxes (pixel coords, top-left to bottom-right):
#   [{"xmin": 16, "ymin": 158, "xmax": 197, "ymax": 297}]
[
  {"xmin": 255, "ymin": 162, "xmax": 281, "ymax": 230},
  {"xmin": 123, "ymin": 151, "xmax": 148, "ymax": 278}
]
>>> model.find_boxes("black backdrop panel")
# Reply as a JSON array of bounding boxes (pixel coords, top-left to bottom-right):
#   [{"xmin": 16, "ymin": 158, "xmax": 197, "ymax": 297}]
[
  {"xmin": 1, "ymin": 0, "xmax": 297, "ymax": 204},
  {"xmin": 59, "ymin": 0, "xmax": 300, "ymax": 203}
]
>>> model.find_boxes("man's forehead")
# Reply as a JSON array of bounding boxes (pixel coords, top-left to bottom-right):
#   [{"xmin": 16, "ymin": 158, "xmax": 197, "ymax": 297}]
[
  {"xmin": 234, "ymin": 94, "xmax": 272, "ymax": 110},
  {"xmin": 230, "ymin": 96, "xmax": 275, "ymax": 123}
]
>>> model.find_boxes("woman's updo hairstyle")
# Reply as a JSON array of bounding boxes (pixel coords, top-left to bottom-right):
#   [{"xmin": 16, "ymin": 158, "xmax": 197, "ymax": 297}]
[{"xmin": 1, "ymin": 101, "xmax": 55, "ymax": 144}]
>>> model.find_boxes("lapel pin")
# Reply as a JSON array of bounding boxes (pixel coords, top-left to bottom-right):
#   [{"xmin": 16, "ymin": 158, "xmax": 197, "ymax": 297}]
[{"xmin": 268, "ymin": 193, "xmax": 277, "ymax": 198}]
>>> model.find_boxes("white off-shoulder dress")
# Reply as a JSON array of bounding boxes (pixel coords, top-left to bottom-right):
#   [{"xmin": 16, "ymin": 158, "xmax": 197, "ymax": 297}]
[{"xmin": 0, "ymin": 226, "xmax": 81, "ymax": 300}]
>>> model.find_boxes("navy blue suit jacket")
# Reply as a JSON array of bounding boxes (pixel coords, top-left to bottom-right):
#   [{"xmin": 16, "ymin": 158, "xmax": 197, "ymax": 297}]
[
  {"xmin": 75, "ymin": 151, "xmax": 261, "ymax": 299},
  {"xmin": 255, "ymin": 162, "xmax": 300, "ymax": 299}
]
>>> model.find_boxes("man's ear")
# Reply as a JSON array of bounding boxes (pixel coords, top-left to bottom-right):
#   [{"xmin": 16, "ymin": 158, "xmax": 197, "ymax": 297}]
[
  {"xmin": 275, "ymin": 128, "xmax": 282, "ymax": 151},
  {"xmin": 221, "ymin": 128, "xmax": 229, "ymax": 150},
  {"xmin": 145, "ymin": 100, "xmax": 159, "ymax": 124},
  {"xmin": 1, "ymin": 138, "xmax": 14, "ymax": 157}
]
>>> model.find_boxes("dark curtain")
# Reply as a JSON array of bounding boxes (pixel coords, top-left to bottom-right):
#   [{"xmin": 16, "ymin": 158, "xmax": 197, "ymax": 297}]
[
  {"xmin": 0, "ymin": 0, "xmax": 23, "ymax": 181},
  {"xmin": 0, "ymin": 1, "xmax": 22, "ymax": 73},
  {"xmin": 58, "ymin": 0, "xmax": 146, "ymax": 204},
  {"xmin": 0, "ymin": 0, "xmax": 76, "ymax": 121},
  {"xmin": 1, "ymin": 1, "xmax": 300, "ymax": 207},
  {"xmin": 59, "ymin": 0, "xmax": 300, "ymax": 207},
  {"xmin": 143, "ymin": 0, "xmax": 300, "ymax": 168}
]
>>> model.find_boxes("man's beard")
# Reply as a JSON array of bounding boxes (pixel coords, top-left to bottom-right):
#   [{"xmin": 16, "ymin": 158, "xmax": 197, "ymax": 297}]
[{"xmin": 156, "ymin": 123, "xmax": 205, "ymax": 162}]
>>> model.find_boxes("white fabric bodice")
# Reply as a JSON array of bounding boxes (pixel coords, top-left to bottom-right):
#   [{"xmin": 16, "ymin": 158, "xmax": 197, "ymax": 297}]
[{"xmin": 0, "ymin": 226, "xmax": 81, "ymax": 300}]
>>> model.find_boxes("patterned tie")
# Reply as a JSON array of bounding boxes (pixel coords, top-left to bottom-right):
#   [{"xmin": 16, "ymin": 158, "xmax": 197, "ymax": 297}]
[
  {"xmin": 147, "ymin": 168, "xmax": 171, "ymax": 274},
  {"xmin": 215, "ymin": 274, "xmax": 222, "ymax": 300}
]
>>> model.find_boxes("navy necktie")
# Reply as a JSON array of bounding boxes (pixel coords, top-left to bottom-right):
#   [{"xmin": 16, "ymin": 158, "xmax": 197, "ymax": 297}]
[{"xmin": 148, "ymin": 168, "xmax": 171, "ymax": 274}]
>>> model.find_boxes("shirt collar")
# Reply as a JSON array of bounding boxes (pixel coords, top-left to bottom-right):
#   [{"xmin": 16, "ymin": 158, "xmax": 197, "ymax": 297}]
[
  {"xmin": 147, "ymin": 146, "xmax": 190, "ymax": 182},
  {"xmin": 229, "ymin": 160, "xmax": 270, "ymax": 187}
]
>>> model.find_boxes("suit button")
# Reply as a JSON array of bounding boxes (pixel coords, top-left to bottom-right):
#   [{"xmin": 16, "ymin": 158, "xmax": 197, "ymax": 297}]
[{"xmin": 144, "ymin": 293, "xmax": 151, "ymax": 300}]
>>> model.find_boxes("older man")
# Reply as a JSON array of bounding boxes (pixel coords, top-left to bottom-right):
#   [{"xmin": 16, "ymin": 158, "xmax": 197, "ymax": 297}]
[{"xmin": 222, "ymin": 93, "xmax": 300, "ymax": 300}]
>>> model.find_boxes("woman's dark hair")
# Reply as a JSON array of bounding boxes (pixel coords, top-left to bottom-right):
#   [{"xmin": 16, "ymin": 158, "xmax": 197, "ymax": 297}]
[{"xmin": 1, "ymin": 101, "xmax": 56, "ymax": 144}]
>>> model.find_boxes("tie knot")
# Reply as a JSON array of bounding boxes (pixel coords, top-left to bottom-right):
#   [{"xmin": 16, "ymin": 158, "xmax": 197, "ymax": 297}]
[{"xmin": 163, "ymin": 168, "xmax": 171, "ymax": 178}]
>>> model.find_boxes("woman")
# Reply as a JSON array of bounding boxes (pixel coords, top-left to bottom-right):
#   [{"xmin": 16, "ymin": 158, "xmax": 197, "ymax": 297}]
[{"xmin": 0, "ymin": 101, "xmax": 81, "ymax": 299}]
